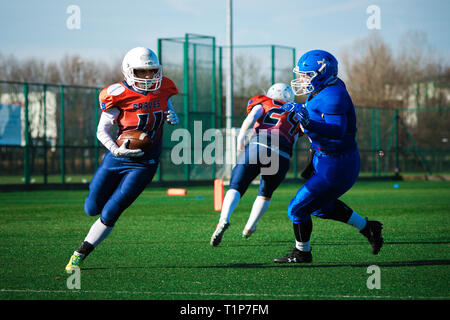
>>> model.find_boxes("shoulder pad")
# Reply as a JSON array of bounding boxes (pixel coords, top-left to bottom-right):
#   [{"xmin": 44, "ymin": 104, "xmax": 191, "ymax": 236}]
[
  {"xmin": 99, "ymin": 83, "xmax": 125, "ymax": 111},
  {"xmin": 106, "ymin": 83, "xmax": 125, "ymax": 96},
  {"xmin": 246, "ymin": 95, "xmax": 270, "ymax": 114}
]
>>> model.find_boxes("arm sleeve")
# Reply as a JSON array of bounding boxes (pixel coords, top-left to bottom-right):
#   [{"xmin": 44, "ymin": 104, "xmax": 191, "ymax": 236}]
[
  {"xmin": 307, "ymin": 113, "xmax": 347, "ymax": 139},
  {"xmin": 96, "ymin": 107, "xmax": 121, "ymax": 152},
  {"xmin": 238, "ymin": 104, "xmax": 264, "ymax": 137},
  {"xmin": 167, "ymin": 98, "xmax": 176, "ymax": 112}
]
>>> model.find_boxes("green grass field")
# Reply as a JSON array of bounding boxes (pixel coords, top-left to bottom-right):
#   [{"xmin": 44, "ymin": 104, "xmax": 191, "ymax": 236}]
[{"xmin": 0, "ymin": 180, "xmax": 449, "ymax": 302}]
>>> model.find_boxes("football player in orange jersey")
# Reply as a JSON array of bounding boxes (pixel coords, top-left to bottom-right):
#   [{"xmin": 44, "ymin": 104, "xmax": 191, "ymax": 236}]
[
  {"xmin": 66, "ymin": 47, "xmax": 179, "ymax": 271},
  {"xmin": 210, "ymin": 83, "xmax": 304, "ymax": 246}
]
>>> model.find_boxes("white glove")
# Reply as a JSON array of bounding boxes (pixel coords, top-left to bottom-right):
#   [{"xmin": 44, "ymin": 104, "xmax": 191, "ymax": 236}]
[
  {"xmin": 237, "ymin": 134, "xmax": 246, "ymax": 152},
  {"xmin": 166, "ymin": 109, "xmax": 179, "ymax": 125},
  {"xmin": 112, "ymin": 139, "xmax": 144, "ymax": 158}
]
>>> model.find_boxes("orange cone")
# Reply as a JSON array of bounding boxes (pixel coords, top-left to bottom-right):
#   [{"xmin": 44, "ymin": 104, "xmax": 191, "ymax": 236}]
[
  {"xmin": 214, "ymin": 179, "xmax": 224, "ymax": 211},
  {"xmin": 167, "ymin": 188, "xmax": 187, "ymax": 196}
]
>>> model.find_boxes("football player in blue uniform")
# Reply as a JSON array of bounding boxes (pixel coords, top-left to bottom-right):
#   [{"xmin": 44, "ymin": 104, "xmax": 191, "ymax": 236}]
[{"xmin": 274, "ymin": 50, "xmax": 383, "ymax": 263}]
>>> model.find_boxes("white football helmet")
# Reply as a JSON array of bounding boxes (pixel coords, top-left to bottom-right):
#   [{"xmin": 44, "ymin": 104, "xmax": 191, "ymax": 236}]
[
  {"xmin": 266, "ymin": 83, "xmax": 295, "ymax": 103},
  {"xmin": 122, "ymin": 47, "xmax": 162, "ymax": 92}
]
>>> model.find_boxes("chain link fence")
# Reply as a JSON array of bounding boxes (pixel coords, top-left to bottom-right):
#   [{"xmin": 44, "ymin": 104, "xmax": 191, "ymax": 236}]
[{"xmin": 1, "ymin": 34, "xmax": 449, "ymax": 186}]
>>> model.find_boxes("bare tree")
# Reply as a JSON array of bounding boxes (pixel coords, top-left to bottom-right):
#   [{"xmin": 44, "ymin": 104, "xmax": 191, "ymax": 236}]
[
  {"xmin": 341, "ymin": 32, "xmax": 400, "ymax": 107},
  {"xmin": 341, "ymin": 31, "xmax": 449, "ymax": 108},
  {"xmin": 232, "ymin": 54, "xmax": 271, "ymax": 116},
  {"xmin": 0, "ymin": 52, "xmax": 121, "ymax": 87},
  {"xmin": 234, "ymin": 53, "xmax": 270, "ymax": 98}
]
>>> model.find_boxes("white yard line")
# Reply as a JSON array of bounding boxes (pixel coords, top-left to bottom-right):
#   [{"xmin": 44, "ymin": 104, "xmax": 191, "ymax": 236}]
[{"xmin": 0, "ymin": 288, "xmax": 448, "ymax": 300}]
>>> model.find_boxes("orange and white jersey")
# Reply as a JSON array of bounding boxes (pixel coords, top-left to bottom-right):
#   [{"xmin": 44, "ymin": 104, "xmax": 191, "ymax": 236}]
[
  {"xmin": 246, "ymin": 95, "xmax": 303, "ymax": 146},
  {"xmin": 99, "ymin": 77, "xmax": 178, "ymax": 149}
]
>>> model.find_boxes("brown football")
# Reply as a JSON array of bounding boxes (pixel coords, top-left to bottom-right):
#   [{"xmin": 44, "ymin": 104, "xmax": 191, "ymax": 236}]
[{"xmin": 116, "ymin": 130, "xmax": 152, "ymax": 152}]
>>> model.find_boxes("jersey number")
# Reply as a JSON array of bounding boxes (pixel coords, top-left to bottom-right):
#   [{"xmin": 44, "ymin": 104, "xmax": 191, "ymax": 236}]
[
  {"xmin": 262, "ymin": 101, "xmax": 300, "ymax": 137},
  {"xmin": 262, "ymin": 105, "xmax": 285, "ymax": 126},
  {"xmin": 137, "ymin": 110, "xmax": 163, "ymax": 139},
  {"xmin": 287, "ymin": 112, "xmax": 300, "ymax": 136}
]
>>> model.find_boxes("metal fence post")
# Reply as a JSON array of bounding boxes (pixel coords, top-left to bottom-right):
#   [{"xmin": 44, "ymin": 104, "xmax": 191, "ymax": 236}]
[
  {"xmin": 371, "ymin": 108, "xmax": 375, "ymax": 177},
  {"xmin": 94, "ymin": 88, "xmax": 99, "ymax": 171},
  {"xmin": 293, "ymin": 46, "xmax": 298, "ymax": 179},
  {"xmin": 292, "ymin": 48, "xmax": 296, "ymax": 81},
  {"xmin": 183, "ymin": 34, "xmax": 190, "ymax": 181},
  {"xmin": 23, "ymin": 83, "xmax": 30, "ymax": 184},
  {"xmin": 271, "ymin": 45, "xmax": 275, "ymax": 85},
  {"xmin": 211, "ymin": 37, "xmax": 217, "ymax": 179},
  {"xmin": 157, "ymin": 39, "xmax": 163, "ymax": 182},
  {"xmin": 217, "ymin": 46, "xmax": 223, "ymax": 129},
  {"xmin": 376, "ymin": 108, "xmax": 381, "ymax": 176},
  {"xmin": 157, "ymin": 38, "xmax": 162, "ymax": 64},
  {"xmin": 192, "ymin": 43, "xmax": 197, "ymax": 112},
  {"xmin": 43, "ymin": 84, "xmax": 48, "ymax": 184},
  {"xmin": 60, "ymin": 85, "xmax": 65, "ymax": 184},
  {"xmin": 394, "ymin": 109, "xmax": 399, "ymax": 176}
]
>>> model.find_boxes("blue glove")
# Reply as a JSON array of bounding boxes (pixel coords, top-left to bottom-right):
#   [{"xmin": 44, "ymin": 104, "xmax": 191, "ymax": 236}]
[
  {"xmin": 281, "ymin": 102, "xmax": 303, "ymax": 113},
  {"xmin": 296, "ymin": 107, "xmax": 310, "ymax": 129},
  {"xmin": 282, "ymin": 102, "xmax": 309, "ymax": 128}
]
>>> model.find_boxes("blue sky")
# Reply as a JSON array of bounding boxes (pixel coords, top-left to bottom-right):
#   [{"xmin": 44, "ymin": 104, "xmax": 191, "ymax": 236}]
[{"xmin": 0, "ymin": 0, "xmax": 449, "ymax": 65}]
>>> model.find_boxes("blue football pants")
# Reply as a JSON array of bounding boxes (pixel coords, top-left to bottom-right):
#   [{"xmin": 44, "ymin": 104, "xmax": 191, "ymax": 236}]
[
  {"xmin": 229, "ymin": 142, "xmax": 290, "ymax": 198},
  {"xmin": 288, "ymin": 150, "xmax": 360, "ymax": 223},
  {"xmin": 84, "ymin": 152, "xmax": 158, "ymax": 226}
]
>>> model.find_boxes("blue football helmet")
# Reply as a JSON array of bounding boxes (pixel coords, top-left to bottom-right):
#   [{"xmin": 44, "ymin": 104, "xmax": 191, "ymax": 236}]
[{"xmin": 291, "ymin": 50, "xmax": 338, "ymax": 96}]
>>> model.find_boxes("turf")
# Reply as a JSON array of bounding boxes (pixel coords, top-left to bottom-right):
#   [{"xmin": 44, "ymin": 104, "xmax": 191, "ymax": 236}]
[{"xmin": 0, "ymin": 180, "xmax": 449, "ymax": 301}]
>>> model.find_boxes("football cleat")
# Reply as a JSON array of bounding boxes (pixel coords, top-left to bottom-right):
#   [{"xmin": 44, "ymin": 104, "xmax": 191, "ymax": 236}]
[
  {"xmin": 242, "ymin": 228, "xmax": 256, "ymax": 239},
  {"xmin": 210, "ymin": 222, "xmax": 230, "ymax": 247},
  {"xmin": 360, "ymin": 219, "xmax": 384, "ymax": 255},
  {"xmin": 274, "ymin": 248, "xmax": 312, "ymax": 264},
  {"xmin": 65, "ymin": 254, "xmax": 83, "ymax": 272}
]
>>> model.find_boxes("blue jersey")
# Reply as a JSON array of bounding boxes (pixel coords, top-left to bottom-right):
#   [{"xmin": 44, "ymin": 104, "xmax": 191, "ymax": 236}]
[{"xmin": 303, "ymin": 78, "xmax": 357, "ymax": 153}]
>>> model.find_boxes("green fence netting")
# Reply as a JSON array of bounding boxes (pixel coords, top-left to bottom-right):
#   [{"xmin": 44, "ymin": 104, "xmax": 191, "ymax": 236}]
[{"xmin": 1, "ymin": 34, "xmax": 449, "ymax": 185}]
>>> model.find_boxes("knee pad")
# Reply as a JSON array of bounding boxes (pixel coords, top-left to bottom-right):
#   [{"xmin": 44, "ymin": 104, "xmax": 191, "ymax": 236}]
[
  {"xmin": 228, "ymin": 182, "xmax": 247, "ymax": 196},
  {"xmin": 287, "ymin": 187, "xmax": 314, "ymax": 224},
  {"xmin": 288, "ymin": 210, "xmax": 312, "ymax": 224},
  {"xmin": 229, "ymin": 168, "xmax": 253, "ymax": 197},
  {"xmin": 84, "ymin": 198, "xmax": 100, "ymax": 217},
  {"xmin": 257, "ymin": 179, "xmax": 273, "ymax": 198}
]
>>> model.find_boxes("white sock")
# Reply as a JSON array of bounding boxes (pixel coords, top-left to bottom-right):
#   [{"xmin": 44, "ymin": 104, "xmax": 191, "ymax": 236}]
[
  {"xmin": 219, "ymin": 189, "xmax": 241, "ymax": 223},
  {"xmin": 84, "ymin": 218, "xmax": 114, "ymax": 247},
  {"xmin": 244, "ymin": 197, "xmax": 271, "ymax": 231},
  {"xmin": 347, "ymin": 212, "xmax": 367, "ymax": 231},
  {"xmin": 295, "ymin": 240, "xmax": 311, "ymax": 252}
]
